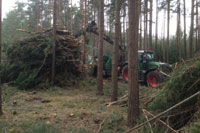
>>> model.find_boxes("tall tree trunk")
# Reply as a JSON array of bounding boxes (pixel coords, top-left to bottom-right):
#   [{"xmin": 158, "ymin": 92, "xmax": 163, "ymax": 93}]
[
  {"xmin": 144, "ymin": 0, "xmax": 148, "ymax": 50},
  {"xmin": 40, "ymin": 0, "xmax": 44, "ymax": 28},
  {"xmin": 111, "ymin": 0, "xmax": 121, "ymax": 102},
  {"xmin": 127, "ymin": 0, "xmax": 140, "ymax": 127},
  {"xmin": 93, "ymin": 6, "xmax": 96, "ymax": 60},
  {"xmin": 83, "ymin": 0, "xmax": 88, "ymax": 64},
  {"xmin": 51, "ymin": 0, "xmax": 57, "ymax": 85},
  {"xmin": 190, "ymin": 0, "xmax": 195, "ymax": 58},
  {"xmin": 64, "ymin": 0, "xmax": 68, "ymax": 29},
  {"xmin": 198, "ymin": 0, "xmax": 200, "ymax": 52},
  {"xmin": 84, "ymin": 0, "xmax": 88, "ymax": 28},
  {"xmin": 0, "ymin": 0, "xmax": 2, "ymax": 116},
  {"xmin": 35, "ymin": 0, "xmax": 39, "ymax": 31},
  {"xmin": 58, "ymin": 0, "xmax": 63, "ymax": 27},
  {"xmin": 183, "ymin": 0, "xmax": 187, "ymax": 59},
  {"xmin": 167, "ymin": 0, "xmax": 170, "ymax": 63},
  {"xmin": 97, "ymin": 0, "xmax": 104, "ymax": 95},
  {"xmin": 155, "ymin": 0, "xmax": 159, "ymax": 60},
  {"xmin": 162, "ymin": 10, "xmax": 166, "ymax": 62},
  {"xmin": 176, "ymin": 0, "xmax": 181, "ymax": 62},
  {"xmin": 70, "ymin": 0, "xmax": 73, "ymax": 32},
  {"xmin": 123, "ymin": 6, "xmax": 126, "ymax": 61},
  {"xmin": 139, "ymin": 3, "xmax": 142, "ymax": 50},
  {"xmin": 196, "ymin": 0, "xmax": 199, "ymax": 51},
  {"xmin": 149, "ymin": 0, "xmax": 153, "ymax": 50},
  {"xmin": 80, "ymin": 0, "xmax": 84, "ymax": 29},
  {"xmin": 49, "ymin": 0, "xmax": 52, "ymax": 27}
]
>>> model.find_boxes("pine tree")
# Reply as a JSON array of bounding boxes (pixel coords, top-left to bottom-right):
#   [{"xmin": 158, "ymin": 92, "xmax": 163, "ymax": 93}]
[
  {"xmin": 190, "ymin": 0, "xmax": 195, "ymax": 58},
  {"xmin": 0, "ymin": 0, "xmax": 2, "ymax": 115},
  {"xmin": 183, "ymin": 0, "xmax": 187, "ymax": 58},
  {"xmin": 97, "ymin": 0, "xmax": 104, "ymax": 95},
  {"xmin": 51, "ymin": 0, "xmax": 57, "ymax": 85},
  {"xmin": 111, "ymin": 0, "xmax": 121, "ymax": 102},
  {"xmin": 127, "ymin": 0, "xmax": 140, "ymax": 127},
  {"xmin": 167, "ymin": 0, "xmax": 170, "ymax": 63},
  {"xmin": 149, "ymin": 0, "xmax": 153, "ymax": 50}
]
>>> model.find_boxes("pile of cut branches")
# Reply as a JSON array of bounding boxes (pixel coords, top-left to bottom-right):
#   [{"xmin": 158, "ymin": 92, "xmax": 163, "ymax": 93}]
[
  {"xmin": 0, "ymin": 29, "xmax": 86, "ymax": 89},
  {"xmin": 148, "ymin": 54, "xmax": 200, "ymax": 130}
]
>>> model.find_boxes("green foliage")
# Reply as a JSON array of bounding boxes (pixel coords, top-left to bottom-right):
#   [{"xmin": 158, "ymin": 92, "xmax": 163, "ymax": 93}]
[
  {"xmin": 0, "ymin": 34, "xmax": 82, "ymax": 89},
  {"xmin": 101, "ymin": 111, "xmax": 125, "ymax": 133},
  {"xmin": 68, "ymin": 128, "xmax": 90, "ymax": 133},
  {"xmin": 0, "ymin": 121, "xmax": 10, "ymax": 132},
  {"xmin": 148, "ymin": 55, "xmax": 200, "ymax": 129},
  {"xmin": 0, "ymin": 120, "xmax": 60, "ymax": 133},
  {"xmin": 19, "ymin": 121, "xmax": 60, "ymax": 133},
  {"xmin": 189, "ymin": 122, "xmax": 200, "ymax": 133}
]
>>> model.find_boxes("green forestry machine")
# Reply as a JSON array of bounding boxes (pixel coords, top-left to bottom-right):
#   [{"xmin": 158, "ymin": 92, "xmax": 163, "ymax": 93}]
[{"xmin": 76, "ymin": 21, "xmax": 172, "ymax": 87}]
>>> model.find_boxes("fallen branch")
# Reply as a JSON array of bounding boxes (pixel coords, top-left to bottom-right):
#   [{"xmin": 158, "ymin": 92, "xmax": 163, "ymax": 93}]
[
  {"xmin": 143, "ymin": 109, "xmax": 178, "ymax": 133},
  {"xmin": 160, "ymin": 71, "xmax": 171, "ymax": 78},
  {"xmin": 17, "ymin": 28, "xmax": 52, "ymax": 35},
  {"xmin": 142, "ymin": 109, "xmax": 154, "ymax": 133},
  {"xmin": 16, "ymin": 29, "xmax": 35, "ymax": 34},
  {"xmin": 96, "ymin": 116, "xmax": 108, "ymax": 133},
  {"xmin": 124, "ymin": 91, "xmax": 200, "ymax": 133},
  {"xmin": 105, "ymin": 97, "xmax": 128, "ymax": 107}
]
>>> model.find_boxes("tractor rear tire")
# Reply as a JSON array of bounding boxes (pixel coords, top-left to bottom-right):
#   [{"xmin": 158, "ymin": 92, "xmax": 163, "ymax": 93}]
[
  {"xmin": 122, "ymin": 65, "xmax": 128, "ymax": 83},
  {"xmin": 147, "ymin": 71, "xmax": 162, "ymax": 87}
]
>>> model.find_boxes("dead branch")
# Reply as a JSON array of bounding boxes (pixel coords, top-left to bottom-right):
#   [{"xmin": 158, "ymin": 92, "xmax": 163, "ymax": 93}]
[
  {"xmin": 17, "ymin": 28, "xmax": 52, "ymax": 35},
  {"xmin": 16, "ymin": 29, "xmax": 35, "ymax": 34},
  {"xmin": 142, "ymin": 109, "xmax": 154, "ymax": 133},
  {"xmin": 143, "ymin": 109, "xmax": 178, "ymax": 133},
  {"xmin": 160, "ymin": 71, "xmax": 171, "ymax": 77},
  {"xmin": 124, "ymin": 91, "xmax": 200, "ymax": 133},
  {"xmin": 96, "ymin": 116, "xmax": 108, "ymax": 133},
  {"xmin": 105, "ymin": 97, "xmax": 128, "ymax": 107}
]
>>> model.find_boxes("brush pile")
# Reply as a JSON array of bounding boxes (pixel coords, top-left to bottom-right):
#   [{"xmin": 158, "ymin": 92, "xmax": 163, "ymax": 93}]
[
  {"xmin": 0, "ymin": 29, "xmax": 87, "ymax": 89},
  {"xmin": 149, "ymin": 54, "xmax": 200, "ymax": 130}
]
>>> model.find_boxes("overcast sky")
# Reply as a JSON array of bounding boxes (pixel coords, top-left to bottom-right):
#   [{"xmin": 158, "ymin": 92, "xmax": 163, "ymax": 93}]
[
  {"xmin": 2, "ymin": 0, "xmax": 17, "ymax": 18},
  {"xmin": 2, "ymin": 0, "xmax": 192, "ymax": 37}
]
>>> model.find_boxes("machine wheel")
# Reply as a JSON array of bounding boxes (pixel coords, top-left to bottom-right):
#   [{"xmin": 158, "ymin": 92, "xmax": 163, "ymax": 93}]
[
  {"xmin": 147, "ymin": 71, "xmax": 162, "ymax": 87},
  {"xmin": 122, "ymin": 65, "xmax": 128, "ymax": 83}
]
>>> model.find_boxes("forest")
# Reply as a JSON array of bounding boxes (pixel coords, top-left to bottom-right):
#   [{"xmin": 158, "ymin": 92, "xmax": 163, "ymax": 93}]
[{"xmin": 0, "ymin": 0, "xmax": 200, "ymax": 132}]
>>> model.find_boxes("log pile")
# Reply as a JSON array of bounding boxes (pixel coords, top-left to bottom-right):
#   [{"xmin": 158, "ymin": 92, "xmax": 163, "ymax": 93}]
[{"xmin": 0, "ymin": 29, "xmax": 86, "ymax": 89}]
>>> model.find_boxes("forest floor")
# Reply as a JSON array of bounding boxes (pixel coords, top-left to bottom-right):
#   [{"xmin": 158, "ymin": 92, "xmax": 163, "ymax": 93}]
[{"xmin": 0, "ymin": 78, "xmax": 158, "ymax": 133}]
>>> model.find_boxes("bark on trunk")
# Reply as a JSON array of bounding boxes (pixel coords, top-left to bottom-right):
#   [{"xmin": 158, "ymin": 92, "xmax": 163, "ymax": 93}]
[
  {"xmin": 190, "ymin": 0, "xmax": 195, "ymax": 58},
  {"xmin": 49, "ymin": 0, "xmax": 52, "ymax": 27},
  {"xmin": 149, "ymin": 0, "xmax": 153, "ymax": 50},
  {"xmin": 167, "ymin": 0, "xmax": 170, "ymax": 63},
  {"xmin": 144, "ymin": 0, "xmax": 148, "ymax": 50},
  {"xmin": 51, "ymin": 0, "xmax": 57, "ymax": 85},
  {"xmin": 0, "ymin": 0, "xmax": 3, "ymax": 115},
  {"xmin": 155, "ymin": 0, "xmax": 159, "ymax": 60},
  {"xmin": 127, "ymin": 0, "xmax": 140, "ymax": 127},
  {"xmin": 70, "ymin": 0, "xmax": 73, "ymax": 32},
  {"xmin": 64, "ymin": 0, "xmax": 68, "ymax": 29},
  {"xmin": 183, "ymin": 0, "xmax": 187, "ymax": 59},
  {"xmin": 111, "ymin": 0, "xmax": 121, "ymax": 102},
  {"xmin": 83, "ymin": 0, "xmax": 88, "ymax": 64},
  {"xmin": 93, "ymin": 6, "xmax": 96, "ymax": 60},
  {"xmin": 97, "ymin": 0, "xmax": 104, "ymax": 95},
  {"xmin": 196, "ymin": 0, "xmax": 199, "ymax": 51},
  {"xmin": 176, "ymin": 0, "xmax": 181, "ymax": 62}
]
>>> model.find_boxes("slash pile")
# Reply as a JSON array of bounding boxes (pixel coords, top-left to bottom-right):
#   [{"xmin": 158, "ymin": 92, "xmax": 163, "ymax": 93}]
[
  {"xmin": 149, "ymin": 54, "xmax": 200, "ymax": 130},
  {"xmin": 0, "ymin": 29, "xmax": 86, "ymax": 89}
]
